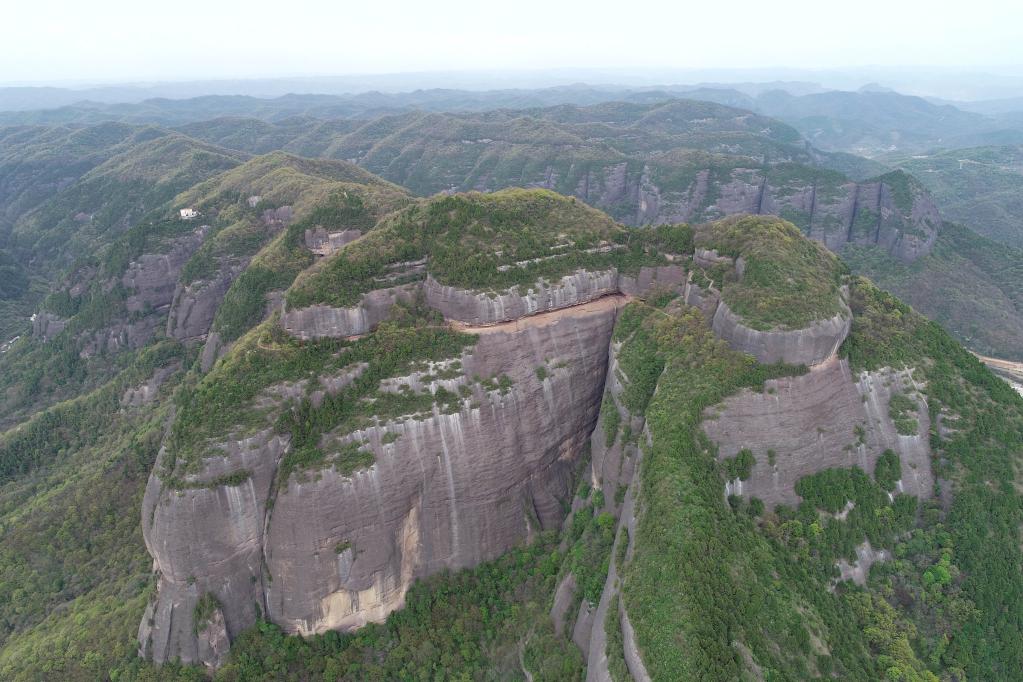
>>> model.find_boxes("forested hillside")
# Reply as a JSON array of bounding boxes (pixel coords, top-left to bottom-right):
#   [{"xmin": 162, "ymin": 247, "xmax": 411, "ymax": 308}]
[{"xmin": 0, "ymin": 90, "xmax": 1021, "ymax": 681}]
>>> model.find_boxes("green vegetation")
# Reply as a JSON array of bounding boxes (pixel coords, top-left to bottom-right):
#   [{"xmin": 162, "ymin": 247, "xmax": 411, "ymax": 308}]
[
  {"xmin": 566, "ymin": 505, "xmax": 616, "ymax": 606},
  {"xmin": 288, "ymin": 190, "xmax": 692, "ymax": 309},
  {"xmin": 888, "ymin": 392, "xmax": 920, "ymax": 436},
  {"xmin": 892, "ymin": 146, "xmax": 1023, "ymax": 248},
  {"xmin": 611, "ymin": 278, "xmax": 1023, "ymax": 680},
  {"xmin": 617, "ymin": 302, "xmax": 852, "ymax": 680},
  {"xmin": 722, "ymin": 447, "xmax": 755, "ymax": 481},
  {"xmin": 874, "ymin": 450, "xmax": 902, "ymax": 492},
  {"xmin": 168, "ymin": 534, "xmax": 579, "ymax": 681},
  {"xmin": 212, "ymin": 190, "xmax": 389, "ymax": 342},
  {"xmin": 842, "ymin": 223, "xmax": 1023, "ymax": 361},
  {"xmin": 601, "ymin": 392, "xmax": 621, "ymax": 447},
  {"xmin": 0, "ymin": 371, "xmax": 177, "ymax": 681},
  {"xmin": 0, "ymin": 250, "xmax": 28, "ymax": 300},
  {"xmin": 0, "ymin": 340, "xmax": 184, "ymax": 482},
  {"xmin": 605, "ymin": 594, "xmax": 630, "ymax": 682},
  {"xmin": 697, "ymin": 215, "xmax": 847, "ymax": 330},
  {"xmin": 841, "ymin": 277, "xmax": 1023, "ymax": 679},
  {"xmin": 193, "ymin": 593, "xmax": 221, "ymax": 635},
  {"xmin": 167, "ymin": 297, "xmax": 474, "ymax": 476}
]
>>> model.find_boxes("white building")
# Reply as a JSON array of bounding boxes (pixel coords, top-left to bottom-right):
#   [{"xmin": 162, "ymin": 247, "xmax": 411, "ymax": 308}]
[{"xmin": 180, "ymin": 208, "xmax": 200, "ymax": 220}]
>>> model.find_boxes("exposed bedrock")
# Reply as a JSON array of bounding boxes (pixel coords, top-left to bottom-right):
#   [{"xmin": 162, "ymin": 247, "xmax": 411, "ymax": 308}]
[
  {"xmin": 281, "ymin": 266, "xmax": 687, "ymax": 342},
  {"xmin": 138, "ymin": 430, "xmax": 288, "ymax": 667},
  {"xmin": 701, "ymin": 356, "xmax": 933, "ymax": 509},
  {"xmin": 556, "ymin": 163, "xmax": 941, "ymax": 262},
  {"xmin": 140, "ymin": 300, "xmax": 619, "ymax": 666},
  {"xmin": 123, "ymin": 227, "xmax": 208, "ymax": 314},
  {"xmin": 166, "ymin": 267, "xmax": 243, "ymax": 342},
  {"xmin": 31, "ymin": 311, "xmax": 67, "ymax": 341},
  {"xmin": 304, "ymin": 227, "xmax": 362, "ymax": 256},
  {"xmin": 280, "ymin": 284, "xmax": 420, "ymax": 340},
  {"xmin": 264, "ymin": 305, "xmax": 617, "ymax": 636},
  {"xmin": 710, "ymin": 298, "xmax": 851, "ymax": 366},
  {"xmin": 79, "ymin": 313, "xmax": 165, "ymax": 358},
  {"xmin": 423, "ymin": 271, "xmax": 619, "ymax": 325}
]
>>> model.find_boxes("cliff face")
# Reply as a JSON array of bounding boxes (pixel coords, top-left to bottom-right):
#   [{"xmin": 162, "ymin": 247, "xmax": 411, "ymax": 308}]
[
  {"xmin": 710, "ymin": 299, "xmax": 851, "ymax": 366},
  {"xmin": 139, "ymin": 284, "xmax": 623, "ymax": 666},
  {"xmin": 554, "ymin": 164, "xmax": 941, "ymax": 263},
  {"xmin": 264, "ymin": 302, "xmax": 616, "ymax": 636},
  {"xmin": 702, "ymin": 357, "xmax": 933, "ymax": 508},
  {"xmin": 138, "ymin": 201, "xmax": 935, "ymax": 673}
]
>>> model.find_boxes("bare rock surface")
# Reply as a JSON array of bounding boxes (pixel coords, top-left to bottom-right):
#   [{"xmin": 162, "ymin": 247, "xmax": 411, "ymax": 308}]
[
  {"xmin": 424, "ymin": 271, "xmax": 619, "ymax": 325},
  {"xmin": 710, "ymin": 298, "xmax": 851, "ymax": 366},
  {"xmin": 123, "ymin": 227, "xmax": 208, "ymax": 314},
  {"xmin": 265, "ymin": 305, "xmax": 615, "ymax": 635},
  {"xmin": 139, "ymin": 430, "xmax": 288, "ymax": 666},
  {"xmin": 166, "ymin": 268, "xmax": 242, "ymax": 342},
  {"xmin": 836, "ymin": 541, "xmax": 890, "ymax": 586},
  {"xmin": 121, "ymin": 362, "xmax": 180, "ymax": 407},
  {"xmin": 305, "ymin": 227, "xmax": 362, "ymax": 256},
  {"xmin": 31, "ymin": 311, "xmax": 67, "ymax": 341},
  {"xmin": 141, "ymin": 296, "xmax": 618, "ymax": 664},
  {"xmin": 702, "ymin": 357, "xmax": 933, "ymax": 508},
  {"xmin": 281, "ymin": 284, "xmax": 419, "ymax": 339}
]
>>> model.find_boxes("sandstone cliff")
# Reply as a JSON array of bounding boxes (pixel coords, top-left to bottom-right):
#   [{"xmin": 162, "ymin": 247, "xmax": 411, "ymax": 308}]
[{"xmin": 138, "ymin": 198, "xmax": 936, "ymax": 674}]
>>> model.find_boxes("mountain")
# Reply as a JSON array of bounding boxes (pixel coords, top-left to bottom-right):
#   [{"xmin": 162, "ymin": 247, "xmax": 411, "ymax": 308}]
[
  {"xmin": 888, "ymin": 145, "xmax": 1023, "ymax": 247},
  {"xmin": 0, "ymin": 151, "xmax": 408, "ymax": 430},
  {"xmin": 0, "ymin": 125, "xmax": 245, "ymax": 348},
  {"xmin": 1, "ymin": 90, "xmax": 1023, "ymax": 681},
  {"xmin": 175, "ymin": 103, "xmax": 1023, "ymax": 359},
  {"xmin": 2, "ymin": 180, "xmax": 1020, "ymax": 680}
]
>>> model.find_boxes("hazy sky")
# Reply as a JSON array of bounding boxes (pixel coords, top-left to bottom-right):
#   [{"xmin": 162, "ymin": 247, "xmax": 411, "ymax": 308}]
[{"xmin": 4, "ymin": 0, "xmax": 1022, "ymax": 84}]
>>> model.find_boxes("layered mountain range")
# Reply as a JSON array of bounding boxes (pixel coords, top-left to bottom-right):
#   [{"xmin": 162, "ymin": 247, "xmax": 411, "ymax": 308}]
[{"xmin": 0, "ymin": 92, "xmax": 1022, "ymax": 681}]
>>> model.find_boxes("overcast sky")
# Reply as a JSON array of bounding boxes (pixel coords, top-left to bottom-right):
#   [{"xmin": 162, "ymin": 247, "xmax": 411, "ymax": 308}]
[{"xmin": 4, "ymin": 0, "xmax": 1022, "ymax": 84}]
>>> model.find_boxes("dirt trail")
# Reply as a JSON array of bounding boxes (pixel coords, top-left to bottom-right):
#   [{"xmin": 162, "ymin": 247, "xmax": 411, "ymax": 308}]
[{"xmin": 450, "ymin": 294, "xmax": 632, "ymax": 335}]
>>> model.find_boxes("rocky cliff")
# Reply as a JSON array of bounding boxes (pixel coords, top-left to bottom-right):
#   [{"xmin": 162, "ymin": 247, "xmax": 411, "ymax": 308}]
[{"xmin": 138, "ymin": 195, "xmax": 938, "ymax": 675}]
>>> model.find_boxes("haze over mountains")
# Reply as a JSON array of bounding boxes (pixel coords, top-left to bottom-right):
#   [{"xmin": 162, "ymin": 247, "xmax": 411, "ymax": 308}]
[{"xmin": 2, "ymin": 68, "xmax": 1023, "ymax": 681}]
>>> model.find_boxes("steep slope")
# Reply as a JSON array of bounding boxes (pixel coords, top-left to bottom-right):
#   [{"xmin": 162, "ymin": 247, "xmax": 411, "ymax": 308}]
[
  {"xmin": 1, "ymin": 182, "xmax": 1021, "ymax": 680},
  {"xmin": 0, "ymin": 152, "xmax": 408, "ymax": 430},
  {"xmin": 0, "ymin": 122, "xmax": 150, "ymax": 239},
  {"xmin": 178, "ymin": 104, "xmax": 940, "ymax": 262},
  {"xmin": 136, "ymin": 194, "xmax": 1022, "ymax": 681},
  {"xmin": 140, "ymin": 189, "xmax": 692, "ymax": 667},
  {"xmin": 890, "ymin": 145, "xmax": 1023, "ymax": 247},
  {"xmin": 11, "ymin": 133, "xmax": 248, "ymax": 263},
  {"xmin": 843, "ymin": 223, "xmax": 1023, "ymax": 361}
]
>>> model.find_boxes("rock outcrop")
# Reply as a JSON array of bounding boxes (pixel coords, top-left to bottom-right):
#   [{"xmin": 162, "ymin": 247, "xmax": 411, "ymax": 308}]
[
  {"xmin": 123, "ymin": 226, "xmax": 208, "ymax": 314},
  {"xmin": 167, "ymin": 267, "xmax": 243, "ymax": 342},
  {"xmin": 139, "ymin": 429, "xmax": 288, "ymax": 665},
  {"xmin": 424, "ymin": 271, "xmax": 619, "ymax": 325},
  {"xmin": 140, "ymin": 292, "xmax": 622, "ymax": 666},
  {"xmin": 538, "ymin": 163, "xmax": 942, "ymax": 262},
  {"xmin": 283, "ymin": 266, "xmax": 687, "ymax": 341},
  {"xmin": 281, "ymin": 284, "xmax": 420, "ymax": 340},
  {"xmin": 702, "ymin": 357, "xmax": 933, "ymax": 508},
  {"xmin": 710, "ymin": 298, "xmax": 851, "ymax": 366},
  {"xmin": 31, "ymin": 311, "xmax": 67, "ymax": 341}
]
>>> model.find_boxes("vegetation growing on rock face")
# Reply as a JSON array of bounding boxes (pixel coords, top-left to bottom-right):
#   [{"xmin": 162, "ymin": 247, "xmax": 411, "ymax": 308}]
[
  {"xmin": 193, "ymin": 593, "xmax": 221, "ymax": 635},
  {"xmin": 697, "ymin": 214, "xmax": 847, "ymax": 330},
  {"xmin": 167, "ymin": 298, "xmax": 475, "ymax": 476},
  {"xmin": 0, "ymin": 133, "xmax": 1021, "ymax": 682},
  {"xmin": 287, "ymin": 189, "xmax": 693, "ymax": 309},
  {"xmin": 874, "ymin": 449, "xmax": 902, "ymax": 491},
  {"xmin": 842, "ymin": 223, "xmax": 1023, "ymax": 361},
  {"xmin": 606, "ymin": 272, "xmax": 1023, "ymax": 681},
  {"xmin": 211, "ymin": 187, "xmax": 406, "ymax": 343},
  {"xmin": 888, "ymin": 392, "xmax": 920, "ymax": 435}
]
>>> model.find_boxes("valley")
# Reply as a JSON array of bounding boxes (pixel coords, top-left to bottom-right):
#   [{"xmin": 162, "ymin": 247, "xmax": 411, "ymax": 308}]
[{"xmin": 0, "ymin": 77, "xmax": 1022, "ymax": 681}]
